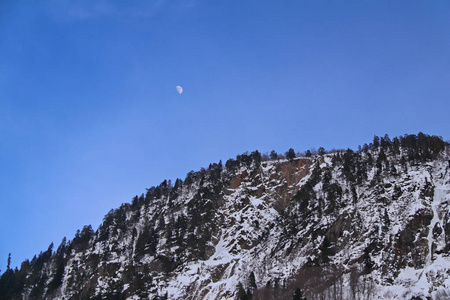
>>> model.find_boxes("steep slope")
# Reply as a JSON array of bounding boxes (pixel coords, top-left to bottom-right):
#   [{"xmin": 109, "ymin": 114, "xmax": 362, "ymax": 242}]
[{"xmin": 1, "ymin": 133, "xmax": 449, "ymax": 300}]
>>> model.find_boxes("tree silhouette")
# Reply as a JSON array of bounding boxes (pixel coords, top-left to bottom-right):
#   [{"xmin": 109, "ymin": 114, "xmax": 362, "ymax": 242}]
[
  {"xmin": 286, "ymin": 148, "xmax": 296, "ymax": 161},
  {"xmin": 318, "ymin": 147, "xmax": 326, "ymax": 156},
  {"xmin": 270, "ymin": 150, "xmax": 278, "ymax": 160}
]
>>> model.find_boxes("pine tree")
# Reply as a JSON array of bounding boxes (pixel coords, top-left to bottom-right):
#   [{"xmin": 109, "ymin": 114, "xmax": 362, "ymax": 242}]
[
  {"xmin": 362, "ymin": 143, "xmax": 369, "ymax": 152},
  {"xmin": 7, "ymin": 253, "xmax": 11, "ymax": 270},
  {"xmin": 320, "ymin": 236, "xmax": 333, "ymax": 263},
  {"xmin": 380, "ymin": 134, "xmax": 391, "ymax": 149},
  {"xmin": 373, "ymin": 135, "xmax": 380, "ymax": 148},
  {"xmin": 251, "ymin": 150, "xmax": 262, "ymax": 166},
  {"xmin": 270, "ymin": 150, "xmax": 278, "ymax": 160},
  {"xmin": 286, "ymin": 148, "xmax": 296, "ymax": 161},
  {"xmin": 249, "ymin": 271, "xmax": 257, "ymax": 292},
  {"xmin": 174, "ymin": 178, "xmax": 183, "ymax": 190},
  {"xmin": 318, "ymin": 147, "xmax": 326, "ymax": 156}
]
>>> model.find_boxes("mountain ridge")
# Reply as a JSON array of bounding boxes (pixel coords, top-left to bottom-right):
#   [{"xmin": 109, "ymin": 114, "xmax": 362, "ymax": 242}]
[{"xmin": 1, "ymin": 133, "xmax": 449, "ymax": 300}]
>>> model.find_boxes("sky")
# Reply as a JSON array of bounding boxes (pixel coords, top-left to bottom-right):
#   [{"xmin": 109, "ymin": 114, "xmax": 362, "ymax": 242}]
[{"xmin": 1, "ymin": 0, "xmax": 450, "ymax": 271}]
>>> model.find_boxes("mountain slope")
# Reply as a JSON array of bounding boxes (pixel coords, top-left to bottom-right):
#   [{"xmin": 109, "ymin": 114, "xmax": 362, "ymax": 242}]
[{"xmin": 1, "ymin": 133, "xmax": 449, "ymax": 300}]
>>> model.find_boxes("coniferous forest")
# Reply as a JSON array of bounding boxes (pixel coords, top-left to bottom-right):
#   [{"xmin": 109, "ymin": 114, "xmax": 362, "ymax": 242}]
[{"xmin": 1, "ymin": 133, "xmax": 449, "ymax": 300}]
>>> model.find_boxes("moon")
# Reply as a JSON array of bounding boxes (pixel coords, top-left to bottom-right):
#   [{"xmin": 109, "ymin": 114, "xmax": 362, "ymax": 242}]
[{"xmin": 176, "ymin": 86, "xmax": 183, "ymax": 94}]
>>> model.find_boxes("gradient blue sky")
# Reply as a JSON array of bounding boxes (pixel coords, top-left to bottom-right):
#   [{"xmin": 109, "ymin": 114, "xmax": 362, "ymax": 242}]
[{"xmin": 1, "ymin": 1, "xmax": 450, "ymax": 270}]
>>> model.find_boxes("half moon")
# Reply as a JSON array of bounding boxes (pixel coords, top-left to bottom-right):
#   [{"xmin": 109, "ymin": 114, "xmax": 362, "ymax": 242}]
[{"xmin": 176, "ymin": 86, "xmax": 183, "ymax": 94}]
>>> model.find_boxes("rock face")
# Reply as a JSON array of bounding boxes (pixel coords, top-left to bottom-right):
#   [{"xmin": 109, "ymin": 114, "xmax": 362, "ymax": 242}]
[{"xmin": 1, "ymin": 133, "xmax": 450, "ymax": 300}]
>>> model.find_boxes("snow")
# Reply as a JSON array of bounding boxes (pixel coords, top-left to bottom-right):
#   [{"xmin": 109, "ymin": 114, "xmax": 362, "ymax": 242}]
[{"xmin": 47, "ymin": 147, "xmax": 450, "ymax": 300}]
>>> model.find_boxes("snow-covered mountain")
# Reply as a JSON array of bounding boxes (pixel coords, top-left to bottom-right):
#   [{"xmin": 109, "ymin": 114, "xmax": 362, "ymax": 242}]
[{"xmin": 1, "ymin": 133, "xmax": 449, "ymax": 300}]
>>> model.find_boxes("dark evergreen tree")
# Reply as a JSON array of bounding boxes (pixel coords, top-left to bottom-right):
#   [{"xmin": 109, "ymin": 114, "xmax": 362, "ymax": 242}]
[
  {"xmin": 373, "ymin": 135, "xmax": 380, "ymax": 148},
  {"xmin": 251, "ymin": 150, "xmax": 262, "ymax": 166},
  {"xmin": 400, "ymin": 156, "xmax": 407, "ymax": 171},
  {"xmin": 6, "ymin": 253, "xmax": 11, "ymax": 271},
  {"xmin": 377, "ymin": 148, "xmax": 387, "ymax": 164},
  {"xmin": 320, "ymin": 236, "xmax": 334, "ymax": 263},
  {"xmin": 342, "ymin": 148, "xmax": 356, "ymax": 182},
  {"xmin": 174, "ymin": 178, "xmax": 183, "ymax": 190},
  {"xmin": 392, "ymin": 137, "xmax": 400, "ymax": 154},
  {"xmin": 184, "ymin": 170, "xmax": 196, "ymax": 186},
  {"xmin": 286, "ymin": 148, "xmax": 296, "ymax": 161},
  {"xmin": 30, "ymin": 273, "xmax": 48, "ymax": 298},
  {"xmin": 363, "ymin": 246, "xmax": 374, "ymax": 274},
  {"xmin": 318, "ymin": 147, "xmax": 326, "ymax": 156},
  {"xmin": 380, "ymin": 134, "xmax": 391, "ymax": 149},
  {"xmin": 305, "ymin": 150, "xmax": 312, "ymax": 157},
  {"xmin": 249, "ymin": 271, "xmax": 257, "ymax": 292},
  {"xmin": 73, "ymin": 225, "xmax": 93, "ymax": 251},
  {"xmin": 0, "ymin": 267, "xmax": 17, "ymax": 300},
  {"xmin": 48, "ymin": 263, "xmax": 65, "ymax": 294},
  {"xmin": 236, "ymin": 281, "xmax": 250, "ymax": 300},
  {"xmin": 270, "ymin": 150, "xmax": 278, "ymax": 160},
  {"xmin": 237, "ymin": 153, "xmax": 252, "ymax": 167},
  {"xmin": 362, "ymin": 143, "xmax": 369, "ymax": 152}
]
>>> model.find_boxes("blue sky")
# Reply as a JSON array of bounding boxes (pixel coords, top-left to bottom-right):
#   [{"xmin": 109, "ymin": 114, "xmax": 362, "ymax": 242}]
[{"xmin": 1, "ymin": 0, "xmax": 449, "ymax": 270}]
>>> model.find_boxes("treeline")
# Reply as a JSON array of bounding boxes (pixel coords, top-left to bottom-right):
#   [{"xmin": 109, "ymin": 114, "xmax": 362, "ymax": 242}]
[
  {"xmin": 287, "ymin": 133, "xmax": 447, "ymax": 223},
  {"xmin": 358, "ymin": 132, "xmax": 447, "ymax": 162}
]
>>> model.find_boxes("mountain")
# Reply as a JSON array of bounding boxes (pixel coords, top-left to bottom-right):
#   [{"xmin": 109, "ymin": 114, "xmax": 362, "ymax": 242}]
[{"xmin": 1, "ymin": 133, "xmax": 449, "ymax": 300}]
